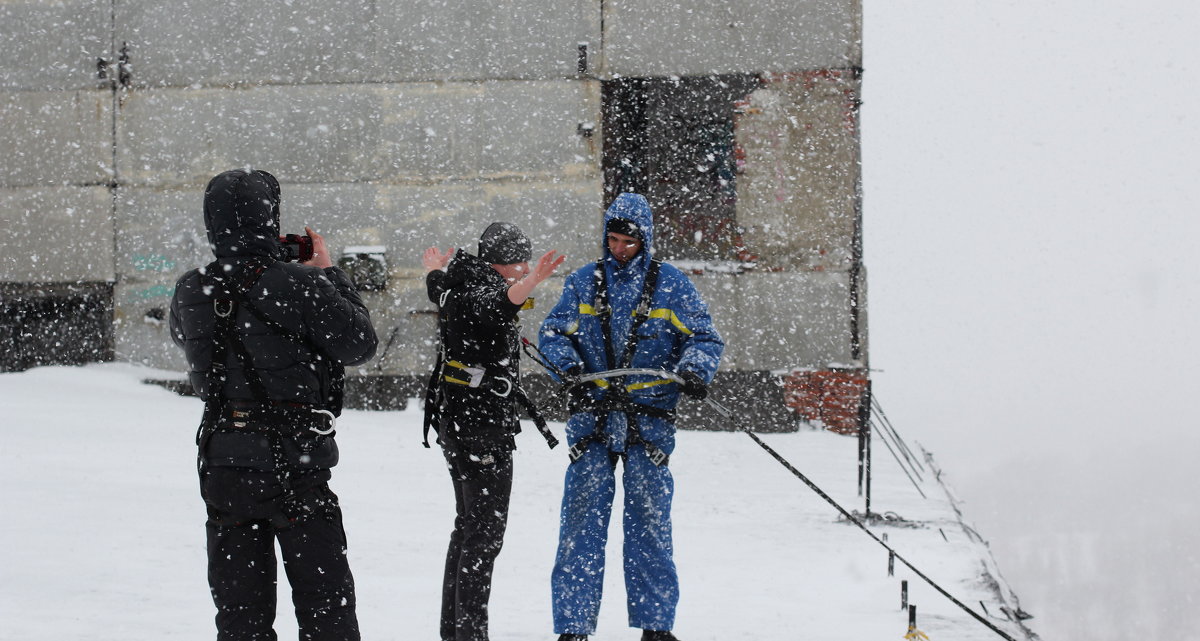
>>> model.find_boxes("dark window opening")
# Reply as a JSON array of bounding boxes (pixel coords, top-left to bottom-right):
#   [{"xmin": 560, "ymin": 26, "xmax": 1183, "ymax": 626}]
[
  {"xmin": 0, "ymin": 282, "xmax": 115, "ymax": 372},
  {"xmin": 602, "ymin": 74, "xmax": 760, "ymax": 261}
]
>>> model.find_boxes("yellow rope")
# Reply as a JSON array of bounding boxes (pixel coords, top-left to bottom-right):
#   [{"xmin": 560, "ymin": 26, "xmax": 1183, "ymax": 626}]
[{"xmin": 904, "ymin": 625, "xmax": 930, "ymax": 640}]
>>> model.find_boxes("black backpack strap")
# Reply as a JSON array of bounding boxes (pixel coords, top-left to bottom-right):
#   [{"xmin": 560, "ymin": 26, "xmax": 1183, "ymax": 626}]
[{"xmin": 206, "ymin": 258, "xmax": 345, "ymax": 415}]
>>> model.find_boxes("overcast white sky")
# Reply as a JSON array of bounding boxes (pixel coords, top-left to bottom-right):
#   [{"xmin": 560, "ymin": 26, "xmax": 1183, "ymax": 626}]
[{"xmin": 861, "ymin": 1, "xmax": 1200, "ymax": 639}]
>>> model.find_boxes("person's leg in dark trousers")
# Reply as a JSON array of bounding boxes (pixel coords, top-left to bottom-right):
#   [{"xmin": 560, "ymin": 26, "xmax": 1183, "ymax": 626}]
[
  {"xmin": 441, "ymin": 464, "xmax": 467, "ymax": 641},
  {"xmin": 207, "ymin": 516, "xmax": 280, "ymax": 641},
  {"xmin": 440, "ymin": 438, "xmax": 514, "ymax": 641},
  {"xmin": 278, "ymin": 484, "xmax": 360, "ymax": 641}
]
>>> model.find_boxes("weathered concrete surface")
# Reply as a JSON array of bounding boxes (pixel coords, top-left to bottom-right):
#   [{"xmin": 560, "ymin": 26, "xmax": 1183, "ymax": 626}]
[
  {"xmin": 0, "ymin": 186, "xmax": 114, "ymax": 282},
  {"xmin": 0, "ymin": 0, "xmax": 111, "ymax": 91},
  {"xmin": 603, "ymin": 0, "xmax": 861, "ymax": 77},
  {"xmin": 118, "ymin": 0, "xmax": 599, "ymax": 87},
  {"xmin": 694, "ymin": 270, "xmax": 862, "ymax": 371},
  {"xmin": 736, "ymin": 71, "xmax": 862, "ymax": 271},
  {"xmin": 116, "ymin": 80, "xmax": 600, "ymax": 186},
  {"xmin": 0, "ymin": 90, "xmax": 113, "ymax": 187}
]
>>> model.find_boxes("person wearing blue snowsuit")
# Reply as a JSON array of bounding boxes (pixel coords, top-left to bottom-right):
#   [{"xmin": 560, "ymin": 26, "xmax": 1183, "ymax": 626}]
[{"xmin": 538, "ymin": 193, "xmax": 724, "ymax": 641}]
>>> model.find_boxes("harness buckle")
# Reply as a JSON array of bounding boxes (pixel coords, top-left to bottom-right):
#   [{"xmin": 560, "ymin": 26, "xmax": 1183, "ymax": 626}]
[
  {"xmin": 460, "ymin": 365, "xmax": 486, "ymax": 388},
  {"xmin": 567, "ymin": 442, "xmax": 587, "ymax": 463},
  {"xmin": 309, "ymin": 408, "xmax": 336, "ymax": 436},
  {"xmin": 214, "ymin": 298, "xmax": 234, "ymax": 318},
  {"xmin": 646, "ymin": 445, "xmax": 670, "ymax": 467},
  {"xmin": 489, "ymin": 377, "xmax": 512, "ymax": 398}
]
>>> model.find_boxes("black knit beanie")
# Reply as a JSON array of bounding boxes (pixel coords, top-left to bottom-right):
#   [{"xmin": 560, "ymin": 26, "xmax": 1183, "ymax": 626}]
[
  {"xmin": 478, "ymin": 222, "xmax": 532, "ymax": 265},
  {"xmin": 606, "ymin": 217, "xmax": 643, "ymax": 241}
]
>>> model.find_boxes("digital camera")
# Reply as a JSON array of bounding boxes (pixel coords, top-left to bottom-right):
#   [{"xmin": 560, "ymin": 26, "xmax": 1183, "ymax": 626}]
[{"xmin": 279, "ymin": 234, "xmax": 314, "ymax": 262}]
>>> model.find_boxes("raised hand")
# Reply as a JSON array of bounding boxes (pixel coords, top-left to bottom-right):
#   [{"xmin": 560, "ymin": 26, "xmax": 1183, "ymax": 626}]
[
  {"xmin": 531, "ymin": 250, "xmax": 567, "ymax": 285},
  {"xmin": 506, "ymin": 249, "xmax": 566, "ymax": 305},
  {"xmin": 423, "ymin": 246, "xmax": 455, "ymax": 273}
]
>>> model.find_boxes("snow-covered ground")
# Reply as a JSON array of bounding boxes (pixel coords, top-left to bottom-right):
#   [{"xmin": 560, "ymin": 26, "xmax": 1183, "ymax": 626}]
[{"xmin": 1, "ymin": 364, "xmax": 1032, "ymax": 641}]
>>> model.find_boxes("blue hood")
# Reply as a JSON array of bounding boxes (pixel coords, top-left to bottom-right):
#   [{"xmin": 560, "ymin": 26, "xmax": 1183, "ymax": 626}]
[{"xmin": 603, "ymin": 192, "xmax": 654, "ymax": 270}]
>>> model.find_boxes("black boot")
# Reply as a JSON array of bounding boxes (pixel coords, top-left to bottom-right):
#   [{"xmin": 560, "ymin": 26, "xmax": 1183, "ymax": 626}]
[
  {"xmin": 558, "ymin": 635, "xmax": 589, "ymax": 641},
  {"xmin": 641, "ymin": 631, "xmax": 680, "ymax": 641}
]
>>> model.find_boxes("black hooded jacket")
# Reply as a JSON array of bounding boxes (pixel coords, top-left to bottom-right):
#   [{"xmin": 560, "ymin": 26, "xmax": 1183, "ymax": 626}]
[
  {"xmin": 170, "ymin": 170, "xmax": 378, "ymax": 411},
  {"xmin": 427, "ymin": 249, "xmax": 525, "ymax": 445}
]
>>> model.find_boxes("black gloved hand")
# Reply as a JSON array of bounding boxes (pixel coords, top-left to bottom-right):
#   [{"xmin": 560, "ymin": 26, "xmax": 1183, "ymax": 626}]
[{"xmin": 679, "ymin": 370, "xmax": 708, "ymax": 400}]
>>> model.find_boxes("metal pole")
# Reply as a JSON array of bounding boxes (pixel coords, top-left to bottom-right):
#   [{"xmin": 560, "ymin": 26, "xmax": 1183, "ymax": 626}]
[{"xmin": 861, "ymin": 381, "xmax": 872, "ymax": 517}]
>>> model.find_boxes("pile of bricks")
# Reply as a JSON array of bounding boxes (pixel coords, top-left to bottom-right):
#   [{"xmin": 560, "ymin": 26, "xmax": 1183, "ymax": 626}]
[{"xmin": 782, "ymin": 369, "xmax": 870, "ymax": 435}]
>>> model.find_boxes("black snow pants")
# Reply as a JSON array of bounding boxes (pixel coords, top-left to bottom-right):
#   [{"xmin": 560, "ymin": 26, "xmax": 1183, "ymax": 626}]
[
  {"xmin": 202, "ymin": 467, "xmax": 360, "ymax": 641},
  {"xmin": 440, "ymin": 436, "xmax": 514, "ymax": 641}
]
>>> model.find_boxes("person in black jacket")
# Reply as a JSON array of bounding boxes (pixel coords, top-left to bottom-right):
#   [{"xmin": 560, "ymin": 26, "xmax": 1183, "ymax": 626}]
[
  {"xmin": 170, "ymin": 168, "xmax": 378, "ymax": 641},
  {"xmin": 423, "ymin": 222, "xmax": 565, "ymax": 641}
]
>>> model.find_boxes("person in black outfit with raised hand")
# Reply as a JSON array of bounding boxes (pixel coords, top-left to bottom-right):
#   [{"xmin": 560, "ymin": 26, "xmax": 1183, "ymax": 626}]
[
  {"xmin": 170, "ymin": 168, "xmax": 377, "ymax": 641},
  {"xmin": 423, "ymin": 222, "xmax": 565, "ymax": 641}
]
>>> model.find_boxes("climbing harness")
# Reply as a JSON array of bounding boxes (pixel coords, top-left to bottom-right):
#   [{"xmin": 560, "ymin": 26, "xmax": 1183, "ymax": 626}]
[
  {"xmin": 196, "ymin": 257, "xmax": 339, "ymax": 528},
  {"xmin": 560, "ymin": 259, "xmax": 674, "ymax": 466},
  {"xmin": 422, "ymin": 271, "xmax": 558, "ymax": 450}
]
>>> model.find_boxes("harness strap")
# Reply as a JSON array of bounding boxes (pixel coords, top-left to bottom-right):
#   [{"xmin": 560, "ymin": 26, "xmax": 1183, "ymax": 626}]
[
  {"xmin": 572, "ymin": 258, "xmax": 670, "ymax": 466},
  {"xmin": 512, "ymin": 385, "xmax": 559, "ymax": 449},
  {"xmin": 424, "ymin": 269, "xmax": 557, "ymax": 449},
  {"xmin": 423, "ymin": 285, "xmax": 453, "ymax": 448},
  {"xmin": 196, "ymin": 257, "xmax": 311, "ymax": 527},
  {"xmin": 434, "ymin": 359, "xmax": 559, "ymax": 449},
  {"xmin": 421, "ymin": 352, "xmax": 444, "ymax": 448}
]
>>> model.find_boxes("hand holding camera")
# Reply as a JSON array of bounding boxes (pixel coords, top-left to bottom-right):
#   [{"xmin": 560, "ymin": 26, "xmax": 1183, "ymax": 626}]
[{"xmin": 280, "ymin": 226, "xmax": 332, "ymax": 269}]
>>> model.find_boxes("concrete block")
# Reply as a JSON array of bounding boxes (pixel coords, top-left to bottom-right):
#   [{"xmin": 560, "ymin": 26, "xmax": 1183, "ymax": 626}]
[
  {"xmin": 376, "ymin": 80, "xmax": 600, "ymax": 178},
  {"xmin": 603, "ymin": 0, "xmax": 861, "ymax": 77},
  {"xmin": 116, "ymin": 0, "xmax": 599, "ymax": 86},
  {"xmin": 117, "ymin": 81, "xmax": 600, "ymax": 187},
  {"xmin": 691, "ymin": 270, "xmax": 858, "ymax": 371},
  {"xmin": 116, "ymin": 85, "xmax": 383, "ymax": 185},
  {"xmin": 113, "ymin": 276, "xmax": 186, "ymax": 368},
  {"xmin": 0, "ymin": 0, "xmax": 111, "ymax": 91},
  {"xmin": 113, "ymin": 179, "xmax": 601, "ymax": 280},
  {"xmin": 116, "ymin": 0, "xmax": 377, "ymax": 88},
  {"xmin": 373, "ymin": 0, "xmax": 600, "ymax": 81},
  {"xmin": 281, "ymin": 180, "xmax": 601, "ymax": 266},
  {"xmin": 0, "ymin": 185, "xmax": 114, "ymax": 282},
  {"xmin": 0, "ymin": 90, "xmax": 113, "ymax": 187}
]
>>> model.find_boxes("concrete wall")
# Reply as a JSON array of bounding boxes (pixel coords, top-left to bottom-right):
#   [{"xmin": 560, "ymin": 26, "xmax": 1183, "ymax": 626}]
[
  {"xmin": 736, "ymin": 71, "xmax": 863, "ymax": 271},
  {"xmin": 0, "ymin": 0, "xmax": 111, "ymax": 92},
  {"xmin": 0, "ymin": 0, "xmax": 866, "ymax": 377},
  {"xmin": 603, "ymin": 0, "xmax": 861, "ymax": 77},
  {"xmin": 119, "ymin": 0, "xmax": 600, "ymax": 86}
]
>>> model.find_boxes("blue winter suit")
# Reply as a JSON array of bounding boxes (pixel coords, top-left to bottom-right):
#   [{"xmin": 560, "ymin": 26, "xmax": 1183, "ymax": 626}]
[{"xmin": 538, "ymin": 193, "xmax": 724, "ymax": 635}]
